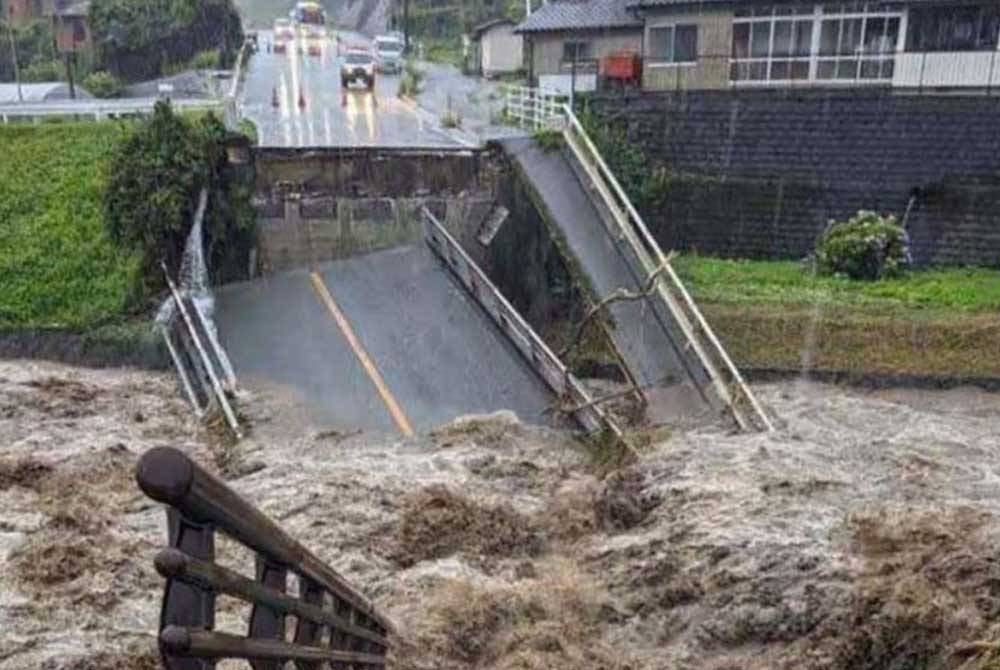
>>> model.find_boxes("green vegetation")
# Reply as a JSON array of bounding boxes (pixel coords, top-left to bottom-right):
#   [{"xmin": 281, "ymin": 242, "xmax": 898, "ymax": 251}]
[
  {"xmin": 104, "ymin": 101, "xmax": 255, "ymax": 303},
  {"xmin": 815, "ymin": 210, "xmax": 910, "ymax": 280},
  {"xmin": 0, "ymin": 123, "xmax": 140, "ymax": 330},
  {"xmin": 397, "ymin": 61, "xmax": 424, "ymax": 98},
  {"xmin": 190, "ymin": 49, "xmax": 222, "ymax": 70},
  {"xmin": 440, "ymin": 109, "xmax": 462, "ymax": 128},
  {"xmin": 578, "ymin": 105, "xmax": 660, "ymax": 208},
  {"xmin": 0, "ymin": 19, "xmax": 60, "ymax": 83},
  {"xmin": 533, "ymin": 128, "xmax": 563, "ymax": 152},
  {"xmin": 89, "ymin": 0, "xmax": 243, "ymax": 81},
  {"xmin": 237, "ymin": 117, "xmax": 259, "ymax": 144},
  {"xmin": 21, "ymin": 59, "xmax": 63, "ymax": 83},
  {"xmin": 422, "ymin": 38, "xmax": 464, "ymax": 68},
  {"xmin": 82, "ymin": 70, "xmax": 123, "ymax": 98},
  {"xmin": 673, "ymin": 256, "xmax": 1000, "ymax": 313},
  {"xmin": 674, "ymin": 255, "xmax": 1000, "ymax": 378}
]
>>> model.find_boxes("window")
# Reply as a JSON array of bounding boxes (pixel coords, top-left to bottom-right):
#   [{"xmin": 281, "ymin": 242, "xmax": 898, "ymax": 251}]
[
  {"xmin": 562, "ymin": 41, "xmax": 591, "ymax": 63},
  {"xmin": 648, "ymin": 24, "xmax": 699, "ymax": 64},
  {"xmin": 731, "ymin": 10, "xmax": 814, "ymax": 83},
  {"xmin": 907, "ymin": 6, "xmax": 1000, "ymax": 53},
  {"xmin": 731, "ymin": 3, "xmax": 902, "ymax": 84},
  {"xmin": 816, "ymin": 12, "xmax": 899, "ymax": 81},
  {"xmin": 72, "ymin": 17, "xmax": 86, "ymax": 43}
]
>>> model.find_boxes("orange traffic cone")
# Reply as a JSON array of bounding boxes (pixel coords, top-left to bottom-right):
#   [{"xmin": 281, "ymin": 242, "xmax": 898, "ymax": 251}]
[
  {"xmin": 271, "ymin": 87, "xmax": 279, "ymax": 108},
  {"xmin": 298, "ymin": 89, "xmax": 306, "ymax": 109}
]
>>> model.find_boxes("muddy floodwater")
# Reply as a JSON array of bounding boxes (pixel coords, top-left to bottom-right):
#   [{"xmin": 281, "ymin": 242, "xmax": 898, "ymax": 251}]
[{"xmin": 0, "ymin": 359, "xmax": 998, "ymax": 670}]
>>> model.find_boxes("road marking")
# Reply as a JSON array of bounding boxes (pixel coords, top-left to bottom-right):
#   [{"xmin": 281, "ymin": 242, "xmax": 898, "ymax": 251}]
[{"xmin": 309, "ymin": 272, "xmax": 415, "ymax": 437}]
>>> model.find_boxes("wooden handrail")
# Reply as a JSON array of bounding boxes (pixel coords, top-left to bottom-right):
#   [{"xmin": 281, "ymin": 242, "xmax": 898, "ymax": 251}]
[{"xmin": 137, "ymin": 447, "xmax": 393, "ymax": 668}]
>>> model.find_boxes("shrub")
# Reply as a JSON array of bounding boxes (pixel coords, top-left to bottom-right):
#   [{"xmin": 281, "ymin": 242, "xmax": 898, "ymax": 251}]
[
  {"xmin": 82, "ymin": 70, "xmax": 123, "ymax": 98},
  {"xmin": 190, "ymin": 49, "xmax": 221, "ymax": 70},
  {"xmin": 103, "ymin": 101, "xmax": 254, "ymax": 305},
  {"xmin": 533, "ymin": 128, "xmax": 563, "ymax": 152},
  {"xmin": 237, "ymin": 118, "xmax": 258, "ymax": 144},
  {"xmin": 815, "ymin": 210, "xmax": 911, "ymax": 281},
  {"xmin": 440, "ymin": 110, "xmax": 461, "ymax": 128},
  {"xmin": 21, "ymin": 58, "xmax": 63, "ymax": 82},
  {"xmin": 397, "ymin": 61, "xmax": 423, "ymax": 98}
]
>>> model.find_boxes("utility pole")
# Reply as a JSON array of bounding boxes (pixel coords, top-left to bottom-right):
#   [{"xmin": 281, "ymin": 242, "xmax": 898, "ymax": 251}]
[
  {"xmin": 5, "ymin": 17, "xmax": 23, "ymax": 102},
  {"xmin": 64, "ymin": 52, "xmax": 75, "ymax": 99},
  {"xmin": 402, "ymin": 0, "xmax": 409, "ymax": 52}
]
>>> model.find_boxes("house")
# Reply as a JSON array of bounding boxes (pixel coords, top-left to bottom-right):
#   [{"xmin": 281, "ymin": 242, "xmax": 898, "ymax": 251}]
[
  {"xmin": 514, "ymin": 0, "xmax": 1000, "ymax": 92},
  {"xmin": 469, "ymin": 18, "xmax": 524, "ymax": 77},
  {"xmin": 51, "ymin": 0, "xmax": 90, "ymax": 53},
  {"xmin": 515, "ymin": 0, "xmax": 643, "ymax": 93},
  {"xmin": 630, "ymin": 0, "xmax": 1000, "ymax": 91},
  {"xmin": 2, "ymin": 0, "xmax": 40, "ymax": 24}
]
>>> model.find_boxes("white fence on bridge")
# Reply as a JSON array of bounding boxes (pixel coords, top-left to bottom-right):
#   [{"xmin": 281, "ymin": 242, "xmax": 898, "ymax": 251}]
[
  {"xmin": 502, "ymin": 87, "xmax": 774, "ymax": 433},
  {"xmin": 0, "ymin": 97, "xmax": 224, "ymax": 124}
]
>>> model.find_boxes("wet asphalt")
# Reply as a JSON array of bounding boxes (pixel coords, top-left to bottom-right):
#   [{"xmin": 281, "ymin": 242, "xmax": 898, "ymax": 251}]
[
  {"xmin": 215, "ymin": 245, "xmax": 556, "ymax": 435},
  {"xmin": 242, "ymin": 30, "xmax": 463, "ymax": 148},
  {"xmin": 216, "ymin": 34, "xmax": 557, "ymax": 436}
]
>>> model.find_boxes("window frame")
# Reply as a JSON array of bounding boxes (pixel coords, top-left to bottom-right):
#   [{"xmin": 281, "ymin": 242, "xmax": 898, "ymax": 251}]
[
  {"xmin": 730, "ymin": 2, "xmax": 904, "ymax": 86},
  {"xmin": 646, "ymin": 22, "xmax": 700, "ymax": 67},
  {"xmin": 561, "ymin": 40, "xmax": 592, "ymax": 64}
]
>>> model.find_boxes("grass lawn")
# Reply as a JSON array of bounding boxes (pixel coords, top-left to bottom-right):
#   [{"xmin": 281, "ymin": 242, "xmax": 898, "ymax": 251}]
[
  {"xmin": 673, "ymin": 256, "xmax": 1000, "ymax": 314},
  {"xmin": 673, "ymin": 255, "xmax": 1000, "ymax": 379},
  {"xmin": 0, "ymin": 122, "xmax": 140, "ymax": 330}
]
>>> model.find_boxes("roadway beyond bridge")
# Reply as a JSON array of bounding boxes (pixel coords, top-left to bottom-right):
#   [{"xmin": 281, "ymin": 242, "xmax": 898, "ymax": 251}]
[
  {"xmin": 241, "ymin": 30, "xmax": 465, "ymax": 148},
  {"xmin": 214, "ymin": 245, "xmax": 556, "ymax": 435}
]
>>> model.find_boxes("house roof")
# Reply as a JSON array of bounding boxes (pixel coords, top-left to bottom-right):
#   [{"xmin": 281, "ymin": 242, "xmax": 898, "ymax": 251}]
[
  {"xmin": 515, "ymin": 0, "xmax": 642, "ymax": 34},
  {"xmin": 470, "ymin": 17, "xmax": 516, "ymax": 39},
  {"xmin": 55, "ymin": 0, "xmax": 90, "ymax": 17}
]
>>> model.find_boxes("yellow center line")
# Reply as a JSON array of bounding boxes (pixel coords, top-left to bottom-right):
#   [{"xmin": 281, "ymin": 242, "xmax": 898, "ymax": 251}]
[{"xmin": 309, "ymin": 272, "xmax": 415, "ymax": 437}]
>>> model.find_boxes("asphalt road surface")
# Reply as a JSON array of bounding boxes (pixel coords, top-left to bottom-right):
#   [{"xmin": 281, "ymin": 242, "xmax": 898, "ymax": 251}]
[
  {"xmin": 214, "ymin": 245, "xmax": 555, "ymax": 435},
  {"xmin": 242, "ymin": 30, "xmax": 464, "ymax": 148}
]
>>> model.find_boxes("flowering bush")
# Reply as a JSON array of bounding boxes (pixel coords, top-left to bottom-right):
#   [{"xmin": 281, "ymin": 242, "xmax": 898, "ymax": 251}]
[{"xmin": 816, "ymin": 210, "xmax": 911, "ymax": 280}]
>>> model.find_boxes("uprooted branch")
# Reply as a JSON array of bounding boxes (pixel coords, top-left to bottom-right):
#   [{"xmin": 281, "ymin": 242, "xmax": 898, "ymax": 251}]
[{"xmin": 559, "ymin": 253, "xmax": 676, "ymax": 363}]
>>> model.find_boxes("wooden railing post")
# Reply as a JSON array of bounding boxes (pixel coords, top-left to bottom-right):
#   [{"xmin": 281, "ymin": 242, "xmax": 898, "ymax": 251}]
[{"xmin": 137, "ymin": 448, "xmax": 392, "ymax": 669}]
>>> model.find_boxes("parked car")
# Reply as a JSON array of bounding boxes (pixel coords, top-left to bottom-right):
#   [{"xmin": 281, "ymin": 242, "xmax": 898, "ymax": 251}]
[
  {"xmin": 374, "ymin": 36, "xmax": 404, "ymax": 74},
  {"xmin": 341, "ymin": 50, "xmax": 376, "ymax": 90}
]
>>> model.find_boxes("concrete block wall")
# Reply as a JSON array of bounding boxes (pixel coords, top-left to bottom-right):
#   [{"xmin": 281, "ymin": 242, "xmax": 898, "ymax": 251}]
[
  {"xmin": 251, "ymin": 147, "xmax": 506, "ymax": 274},
  {"xmin": 586, "ymin": 90, "xmax": 1000, "ymax": 266}
]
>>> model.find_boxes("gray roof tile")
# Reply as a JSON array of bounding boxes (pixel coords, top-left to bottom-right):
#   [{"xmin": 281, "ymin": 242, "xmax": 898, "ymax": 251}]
[{"xmin": 515, "ymin": 0, "xmax": 643, "ymax": 33}]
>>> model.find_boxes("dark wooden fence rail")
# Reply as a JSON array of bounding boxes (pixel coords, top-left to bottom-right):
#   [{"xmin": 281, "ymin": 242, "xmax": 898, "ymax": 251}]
[{"xmin": 136, "ymin": 447, "xmax": 393, "ymax": 669}]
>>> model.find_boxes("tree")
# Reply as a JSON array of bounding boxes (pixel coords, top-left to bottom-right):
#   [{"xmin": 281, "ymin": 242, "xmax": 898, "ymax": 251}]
[
  {"xmin": 104, "ymin": 101, "xmax": 254, "ymax": 304},
  {"xmin": 89, "ymin": 0, "xmax": 243, "ymax": 81}
]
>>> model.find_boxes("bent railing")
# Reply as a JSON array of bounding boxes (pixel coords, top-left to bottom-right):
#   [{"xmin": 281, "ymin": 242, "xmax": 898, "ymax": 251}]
[
  {"xmin": 559, "ymin": 106, "xmax": 773, "ymax": 432},
  {"xmin": 160, "ymin": 269, "xmax": 242, "ymax": 438},
  {"xmin": 502, "ymin": 86, "xmax": 772, "ymax": 432},
  {"xmin": 137, "ymin": 447, "xmax": 392, "ymax": 669},
  {"xmin": 421, "ymin": 206, "xmax": 626, "ymax": 444}
]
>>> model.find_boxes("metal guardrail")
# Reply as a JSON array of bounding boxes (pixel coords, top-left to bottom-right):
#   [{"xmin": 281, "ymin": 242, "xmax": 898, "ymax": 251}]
[
  {"xmin": 501, "ymin": 88, "xmax": 773, "ymax": 432},
  {"xmin": 500, "ymin": 85, "xmax": 568, "ymax": 131},
  {"xmin": 161, "ymin": 268, "xmax": 242, "ymax": 438},
  {"xmin": 136, "ymin": 447, "xmax": 392, "ymax": 669},
  {"xmin": 0, "ymin": 97, "xmax": 223, "ymax": 124},
  {"xmin": 559, "ymin": 105, "xmax": 773, "ymax": 432},
  {"xmin": 421, "ymin": 206, "xmax": 625, "ymax": 441}
]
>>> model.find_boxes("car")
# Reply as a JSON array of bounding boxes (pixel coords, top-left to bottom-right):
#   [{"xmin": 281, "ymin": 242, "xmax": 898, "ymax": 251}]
[
  {"xmin": 274, "ymin": 18, "xmax": 295, "ymax": 40},
  {"xmin": 374, "ymin": 36, "xmax": 404, "ymax": 74},
  {"xmin": 341, "ymin": 50, "xmax": 376, "ymax": 90}
]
